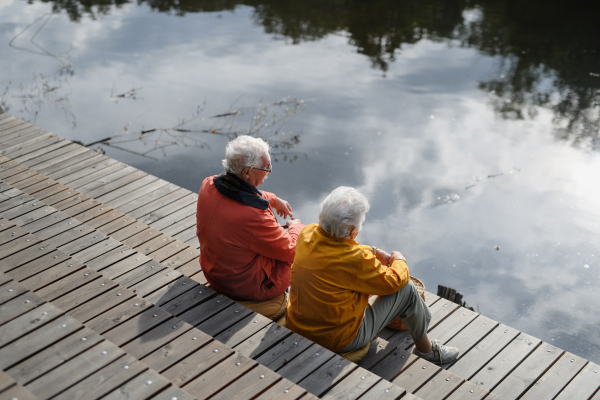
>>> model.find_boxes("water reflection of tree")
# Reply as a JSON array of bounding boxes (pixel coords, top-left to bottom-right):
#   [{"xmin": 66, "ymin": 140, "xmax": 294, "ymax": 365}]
[
  {"xmin": 26, "ymin": 0, "xmax": 600, "ymax": 148},
  {"xmin": 463, "ymin": 0, "xmax": 600, "ymax": 149}
]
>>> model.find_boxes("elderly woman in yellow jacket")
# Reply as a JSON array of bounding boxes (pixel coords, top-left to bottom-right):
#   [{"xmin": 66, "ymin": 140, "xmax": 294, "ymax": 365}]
[{"xmin": 286, "ymin": 186, "xmax": 459, "ymax": 364}]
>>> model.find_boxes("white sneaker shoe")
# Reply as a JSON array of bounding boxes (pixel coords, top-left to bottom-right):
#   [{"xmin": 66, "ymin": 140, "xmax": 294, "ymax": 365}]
[{"xmin": 412, "ymin": 341, "xmax": 459, "ymax": 365}]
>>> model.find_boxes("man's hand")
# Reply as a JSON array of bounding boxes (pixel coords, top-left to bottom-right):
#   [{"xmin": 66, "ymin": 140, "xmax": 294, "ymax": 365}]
[
  {"xmin": 389, "ymin": 251, "xmax": 406, "ymax": 265},
  {"xmin": 285, "ymin": 218, "xmax": 302, "ymax": 228},
  {"xmin": 273, "ymin": 197, "xmax": 293, "ymax": 219}
]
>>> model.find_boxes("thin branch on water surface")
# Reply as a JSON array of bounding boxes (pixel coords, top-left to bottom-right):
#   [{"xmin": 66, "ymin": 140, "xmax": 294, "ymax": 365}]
[{"xmin": 88, "ymin": 96, "xmax": 309, "ymax": 161}]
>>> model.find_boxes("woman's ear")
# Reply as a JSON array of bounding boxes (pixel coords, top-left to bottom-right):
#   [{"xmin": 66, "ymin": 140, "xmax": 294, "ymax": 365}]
[{"xmin": 350, "ymin": 227, "xmax": 358, "ymax": 239}]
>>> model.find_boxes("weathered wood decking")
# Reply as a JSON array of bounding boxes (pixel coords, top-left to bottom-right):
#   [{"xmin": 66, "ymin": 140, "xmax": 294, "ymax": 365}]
[{"xmin": 0, "ymin": 111, "xmax": 599, "ymax": 400}]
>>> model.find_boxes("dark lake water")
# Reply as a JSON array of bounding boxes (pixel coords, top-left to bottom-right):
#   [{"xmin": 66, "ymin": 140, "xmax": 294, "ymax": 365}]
[{"xmin": 2, "ymin": 0, "xmax": 599, "ymax": 363}]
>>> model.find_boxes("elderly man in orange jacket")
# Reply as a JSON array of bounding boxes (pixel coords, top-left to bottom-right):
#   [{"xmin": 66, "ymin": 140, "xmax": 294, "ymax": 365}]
[{"xmin": 196, "ymin": 135, "xmax": 304, "ymax": 320}]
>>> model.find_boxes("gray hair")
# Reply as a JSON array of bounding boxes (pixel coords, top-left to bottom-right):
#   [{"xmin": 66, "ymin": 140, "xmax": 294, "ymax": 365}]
[
  {"xmin": 222, "ymin": 135, "xmax": 270, "ymax": 175},
  {"xmin": 319, "ymin": 186, "xmax": 370, "ymax": 240}
]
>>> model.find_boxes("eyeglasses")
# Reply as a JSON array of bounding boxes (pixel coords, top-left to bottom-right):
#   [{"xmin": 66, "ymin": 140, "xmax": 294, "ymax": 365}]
[{"xmin": 249, "ymin": 164, "xmax": 272, "ymax": 174}]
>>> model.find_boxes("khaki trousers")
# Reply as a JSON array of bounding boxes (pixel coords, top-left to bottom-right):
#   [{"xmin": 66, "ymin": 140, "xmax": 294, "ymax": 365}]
[
  {"xmin": 337, "ymin": 280, "xmax": 431, "ymax": 353},
  {"xmin": 237, "ymin": 292, "xmax": 288, "ymax": 321}
]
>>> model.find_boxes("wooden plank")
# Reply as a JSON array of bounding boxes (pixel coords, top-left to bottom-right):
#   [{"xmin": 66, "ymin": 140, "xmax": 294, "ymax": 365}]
[
  {"xmin": 19, "ymin": 257, "xmax": 86, "ymax": 291},
  {"xmin": 7, "ymin": 327, "xmax": 103, "ymax": 385},
  {"xmin": 51, "ymin": 275, "xmax": 119, "ymax": 313},
  {"xmin": 0, "ymin": 383, "xmax": 38, "ymax": 400},
  {"xmin": 101, "ymin": 368, "xmax": 171, "ymax": 400},
  {"xmin": 157, "ymin": 283, "xmax": 215, "ymax": 314},
  {"xmin": 52, "ymin": 157, "xmax": 117, "ymax": 184},
  {"xmin": 66, "ymin": 162, "xmax": 128, "ymax": 190},
  {"xmin": 37, "ymin": 188, "xmax": 79, "ymax": 208},
  {"xmin": 4, "ymin": 136, "xmax": 63, "ymax": 160},
  {"xmin": 128, "ymin": 190, "xmax": 191, "ymax": 221},
  {"xmin": 84, "ymin": 170, "xmax": 149, "ymax": 200},
  {"xmin": 150, "ymin": 203, "xmax": 196, "ymax": 232},
  {"xmin": 176, "ymin": 259, "xmax": 204, "ymax": 280},
  {"xmin": 0, "ymin": 278, "xmax": 28, "ymax": 306},
  {"xmin": 356, "ymin": 379, "xmax": 408, "ymax": 400},
  {"xmin": 184, "ymin": 234, "xmax": 200, "ymax": 249},
  {"xmin": 147, "ymin": 242, "xmax": 188, "ymax": 264},
  {"xmin": 128, "ymin": 269, "xmax": 182, "ymax": 298},
  {"xmin": 554, "ymin": 361, "xmax": 600, "ymax": 400},
  {"xmin": 414, "ymin": 368, "xmax": 464, "ymax": 400},
  {"xmin": 210, "ymin": 362, "xmax": 281, "ymax": 400},
  {"xmin": 68, "ymin": 285, "xmax": 136, "ymax": 323},
  {"xmin": 215, "ymin": 312, "xmax": 273, "ymax": 348},
  {"xmin": 0, "ymin": 371, "xmax": 16, "ymax": 392},
  {"xmin": 106, "ymin": 178, "xmax": 170, "ymax": 210},
  {"xmin": 277, "ymin": 344, "xmax": 335, "ymax": 383},
  {"xmin": 121, "ymin": 318, "xmax": 194, "ymax": 359},
  {"xmin": 161, "ymin": 247, "xmax": 198, "ymax": 269},
  {"xmin": 20, "ymin": 209, "xmax": 71, "ymax": 233},
  {"xmin": 24, "ymin": 340, "xmax": 125, "ymax": 399},
  {"xmin": 297, "ymin": 354, "xmax": 357, "ymax": 397},
  {"xmin": 134, "ymin": 233, "xmax": 175, "ymax": 255},
  {"xmin": 368, "ymin": 347, "xmax": 418, "ymax": 381},
  {"xmin": 519, "ymin": 352, "xmax": 587, "ymax": 400},
  {"xmin": 138, "ymin": 275, "xmax": 199, "ymax": 307},
  {"xmin": 447, "ymin": 324, "xmax": 520, "ymax": 379},
  {"xmin": 358, "ymin": 338, "xmax": 394, "ymax": 371},
  {"xmin": 195, "ymin": 301, "xmax": 254, "ymax": 337},
  {"xmin": 57, "ymin": 231, "xmax": 109, "ymax": 256},
  {"xmin": 160, "ymin": 340, "xmax": 233, "ymax": 387},
  {"xmin": 0, "ymin": 314, "xmax": 82, "ymax": 370},
  {"xmin": 0, "ymin": 302, "xmax": 63, "ymax": 348},
  {"xmin": 85, "ymin": 296, "xmax": 152, "ymax": 334},
  {"xmin": 151, "ymin": 385, "xmax": 196, "ymax": 400},
  {"xmin": 255, "ymin": 333, "xmax": 314, "ymax": 371},
  {"xmin": 96, "ymin": 174, "xmax": 159, "ymax": 205},
  {"xmin": 38, "ymin": 150, "xmax": 100, "ymax": 177},
  {"xmin": 82, "ymin": 245, "xmax": 135, "ymax": 270},
  {"xmin": 254, "ymin": 378, "xmax": 307, "ymax": 400},
  {"xmin": 140, "ymin": 193, "xmax": 196, "ymax": 225},
  {"xmin": 469, "ymin": 332, "xmax": 541, "ymax": 391},
  {"xmin": 21, "ymin": 142, "xmax": 86, "ymax": 170},
  {"xmin": 112, "ymin": 223, "xmax": 159, "ymax": 244},
  {"xmin": 51, "ymin": 193, "xmax": 95, "ymax": 213},
  {"xmin": 12, "ymin": 139, "xmax": 71, "ymax": 165},
  {"xmin": 76, "ymin": 166, "xmax": 139, "ymax": 195},
  {"xmin": 112, "ymin": 260, "xmax": 166, "ymax": 288},
  {"xmin": 35, "ymin": 268, "xmax": 102, "ymax": 302},
  {"xmin": 31, "ymin": 218, "xmax": 87, "ymax": 244},
  {"xmin": 102, "ymin": 306, "xmax": 172, "ymax": 346},
  {"xmin": 445, "ymin": 381, "xmax": 493, "ymax": 400},
  {"xmin": 391, "ymin": 357, "xmax": 439, "ymax": 393},
  {"xmin": 319, "ymin": 368, "xmax": 380, "ymax": 400},
  {"xmin": 439, "ymin": 316, "xmax": 498, "ymax": 368},
  {"xmin": 94, "ymin": 214, "xmax": 137, "ymax": 236},
  {"xmin": 162, "ymin": 214, "xmax": 196, "ymax": 237},
  {"xmin": 141, "ymin": 328, "xmax": 212, "ymax": 373},
  {"xmin": 0, "ymin": 123, "xmax": 37, "ymax": 140},
  {"xmin": 0, "ymin": 127, "xmax": 45, "ymax": 148},
  {"xmin": 173, "ymin": 226, "xmax": 198, "ymax": 244},
  {"xmin": 6, "ymin": 251, "xmax": 73, "ymax": 282},
  {"xmin": 117, "ymin": 182, "xmax": 181, "ymax": 214},
  {"xmin": 493, "ymin": 343, "xmax": 563, "ymax": 399},
  {"xmin": 84, "ymin": 209, "xmax": 126, "ymax": 230},
  {"xmin": 97, "ymin": 255, "xmax": 153, "ymax": 280},
  {"xmin": 55, "ymin": 355, "xmax": 146, "ymax": 400},
  {"xmin": 182, "ymin": 351, "xmax": 257, "ymax": 399},
  {"xmin": 0, "ymin": 292, "xmax": 45, "ymax": 325}
]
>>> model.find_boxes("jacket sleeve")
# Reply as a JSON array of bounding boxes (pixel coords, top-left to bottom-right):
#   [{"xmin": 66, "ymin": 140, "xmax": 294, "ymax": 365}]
[
  {"xmin": 247, "ymin": 209, "xmax": 305, "ymax": 262},
  {"xmin": 262, "ymin": 191, "xmax": 278, "ymax": 207},
  {"xmin": 349, "ymin": 246, "xmax": 410, "ymax": 296}
]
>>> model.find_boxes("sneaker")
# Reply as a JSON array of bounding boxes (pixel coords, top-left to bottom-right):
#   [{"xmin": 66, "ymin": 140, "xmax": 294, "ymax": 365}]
[{"xmin": 412, "ymin": 341, "xmax": 459, "ymax": 365}]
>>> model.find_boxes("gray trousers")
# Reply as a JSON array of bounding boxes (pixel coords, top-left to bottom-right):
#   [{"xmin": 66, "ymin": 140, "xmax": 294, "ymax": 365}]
[{"xmin": 337, "ymin": 280, "xmax": 432, "ymax": 353}]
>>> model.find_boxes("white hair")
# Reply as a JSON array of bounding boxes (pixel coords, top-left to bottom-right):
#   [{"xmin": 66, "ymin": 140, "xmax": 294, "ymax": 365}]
[
  {"xmin": 222, "ymin": 135, "xmax": 270, "ymax": 175},
  {"xmin": 319, "ymin": 186, "xmax": 370, "ymax": 240}
]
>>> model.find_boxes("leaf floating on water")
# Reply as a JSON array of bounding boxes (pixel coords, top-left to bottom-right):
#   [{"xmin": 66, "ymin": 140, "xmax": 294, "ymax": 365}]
[
  {"xmin": 583, "ymin": 264, "xmax": 590, "ymax": 269},
  {"xmin": 590, "ymin": 72, "xmax": 599, "ymax": 77},
  {"xmin": 494, "ymin": 245, "xmax": 500, "ymax": 251}
]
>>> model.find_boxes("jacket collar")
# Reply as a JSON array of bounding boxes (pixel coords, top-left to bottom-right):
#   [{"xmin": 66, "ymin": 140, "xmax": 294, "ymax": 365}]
[{"xmin": 213, "ymin": 172, "xmax": 269, "ymax": 210}]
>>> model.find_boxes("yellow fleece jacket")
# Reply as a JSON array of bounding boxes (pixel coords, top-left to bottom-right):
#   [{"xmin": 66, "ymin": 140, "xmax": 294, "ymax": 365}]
[{"xmin": 286, "ymin": 224, "xmax": 410, "ymax": 352}]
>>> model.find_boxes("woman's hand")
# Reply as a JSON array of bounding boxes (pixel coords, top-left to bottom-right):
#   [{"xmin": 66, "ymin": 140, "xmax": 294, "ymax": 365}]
[
  {"xmin": 273, "ymin": 197, "xmax": 293, "ymax": 219},
  {"xmin": 374, "ymin": 248, "xmax": 391, "ymax": 266},
  {"xmin": 389, "ymin": 251, "xmax": 406, "ymax": 265},
  {"xmin": 285, "ymin": 218, "xmax": 302, "ymax": 228}
]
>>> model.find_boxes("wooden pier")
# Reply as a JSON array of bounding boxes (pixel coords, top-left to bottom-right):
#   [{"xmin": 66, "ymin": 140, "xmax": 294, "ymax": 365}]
[{"xmin": 0, "ymin": 111, "xmax": 599, "ymax": 400}]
